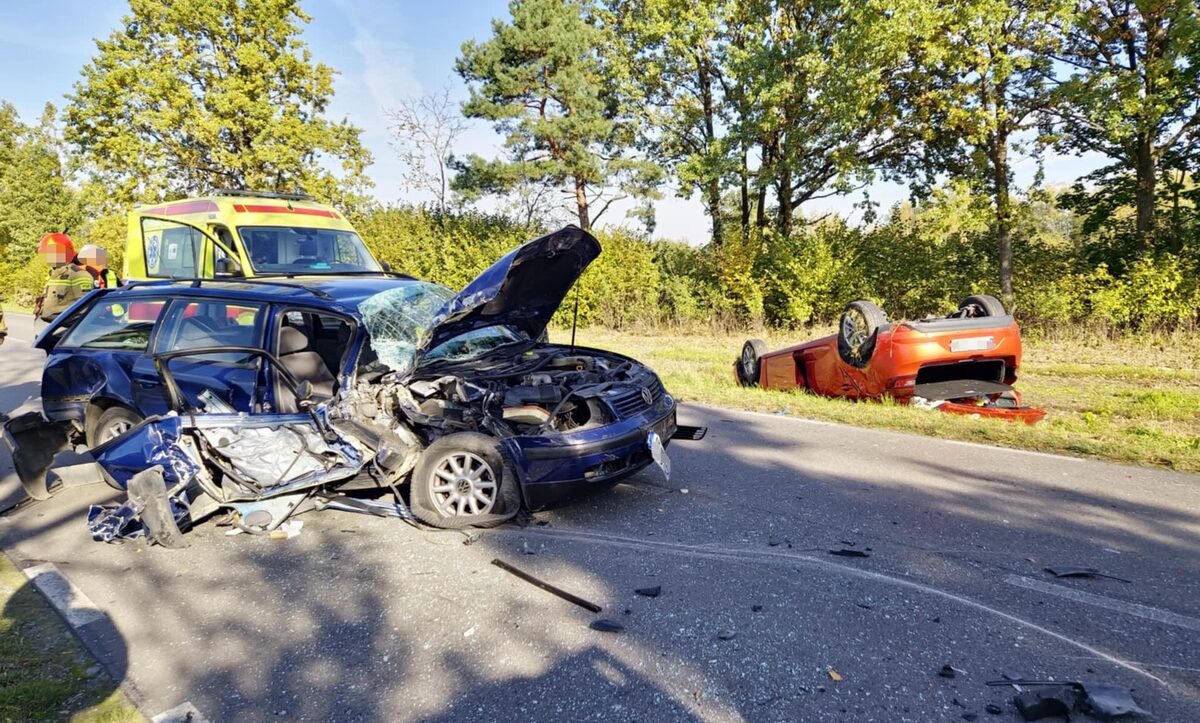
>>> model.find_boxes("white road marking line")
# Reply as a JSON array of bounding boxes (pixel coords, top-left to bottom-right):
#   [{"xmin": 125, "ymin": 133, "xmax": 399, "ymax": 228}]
[
  {"xmin": 22, "ymin": 562, "xmax": 106, "ymax": 628},
  {"xmin": 518, "ymin": 527, "xmax": 1167, "ymax": 686},
  {"xmin": 689, "ymin": 402, "xmax": 1090, "ymax": 463},
  {"xmin": 1005, "ymin": 574, "xmax": 1200, "ymax": 633},
  {"xmin": 151, "ymin": 702, "xmax": 211, "ymax": 723}
]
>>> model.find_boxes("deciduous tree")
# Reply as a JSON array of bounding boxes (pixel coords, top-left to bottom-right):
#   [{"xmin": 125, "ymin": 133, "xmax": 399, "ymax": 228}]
[
  {"xmin": 64, "ymin": 0, "xmax": 371, "ymax": 205},
  {"xmin": 1046, "ymin": 0, "xmax": 1200, "ymax": 249}
]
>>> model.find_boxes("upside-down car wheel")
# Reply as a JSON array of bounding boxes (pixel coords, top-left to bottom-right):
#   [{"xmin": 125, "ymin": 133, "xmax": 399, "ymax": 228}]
[
  {"xmin": 958, "ymin": 294, "xmax": 1006, "ymax": 317},
  {"xmin": 738, "ymin": 339, "xmax": 768, "ymax": 386},
  {"xmin": 838, "ymin": 300, "xmax": 887, "ymax": 367}
]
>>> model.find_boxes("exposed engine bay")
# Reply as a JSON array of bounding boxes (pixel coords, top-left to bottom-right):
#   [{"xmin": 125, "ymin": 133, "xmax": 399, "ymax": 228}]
[{"xmin": 337, "ymin": 344, "xmax": 663, "ymax": 447}]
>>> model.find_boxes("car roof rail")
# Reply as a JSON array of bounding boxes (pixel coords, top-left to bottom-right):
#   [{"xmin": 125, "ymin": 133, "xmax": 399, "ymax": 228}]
[
  {"xmin": 120, "ymin": 277, "xmax": 334, "ymax": 299},
  {"xmin": 207, "ymin": 188, "xmax": 314, "ymax": 202},
  {"xmin": 186, "ymin": 277, "xmax": 336, "ymax": 299}
]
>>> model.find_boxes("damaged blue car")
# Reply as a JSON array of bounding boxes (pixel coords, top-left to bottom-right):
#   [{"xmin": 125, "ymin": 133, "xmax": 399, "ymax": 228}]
[{"xmin": 4, "ymin": 226, "xmax": 692, "ymax": 544}]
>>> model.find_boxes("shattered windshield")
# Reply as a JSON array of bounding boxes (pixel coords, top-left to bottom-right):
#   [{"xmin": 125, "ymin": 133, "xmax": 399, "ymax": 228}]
[
  {"xmin": 425, "ymin": 325, "xmax": 526, "ymax": 363},
  {"xmin": 359, "ymin": 282, "xmax": 455, "ymax": 374}
]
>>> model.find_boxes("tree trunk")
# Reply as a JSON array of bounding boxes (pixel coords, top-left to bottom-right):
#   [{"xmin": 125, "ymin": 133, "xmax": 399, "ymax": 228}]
[
  {"xmin": 740, "ymin": 145, "xmax": 750, "ymax": 242},
  {"xmin": 1134, "ymin": 133, "xmax": 1155, "ymax": 250},
  {"xmin": 699, "ymin": 60, "xmax": 723, "ymax": 246},
  {"xmin": 776, "ymin": 137, "xmax": 792, "ymax": 237},
  {"xmin": 574, "ymin": 175, "xmax": 590, "ymax": 230},
  {"xmin": 991, "ymin": 134, "xmax": 1013, "ymax": 305}
]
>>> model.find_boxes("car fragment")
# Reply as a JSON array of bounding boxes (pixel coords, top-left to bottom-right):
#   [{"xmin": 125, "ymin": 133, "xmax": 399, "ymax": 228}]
[{"xmin": 491, "ymin": 558, "xmax": 602, "ymax": 613}]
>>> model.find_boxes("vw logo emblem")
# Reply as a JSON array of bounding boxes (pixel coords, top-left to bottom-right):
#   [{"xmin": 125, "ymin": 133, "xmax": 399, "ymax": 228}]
[{"xmin": 640, "ymin": 388, "xmax": 653, "ymax": 406}]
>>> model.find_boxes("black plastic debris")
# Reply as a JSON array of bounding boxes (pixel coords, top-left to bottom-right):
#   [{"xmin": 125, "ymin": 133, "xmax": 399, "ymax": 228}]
[
  {"xmin": 938, "ymin": 665, "xmax": 958, "ymax": 679},
  {"xmin": 1043, "ymin": 566, "xmax": 1131, "ymax": 583},
  {"xmin": 829, "ymin": 548, "xmax": 870, "ymax": 558},
  {"xmin": 1013, "ymin": 685, "xmax": 1083, "ymax": 721},
  {"xmin": 590, "ymin": 618, "xmax": 625, "ymax": 633},
  {"xmin": 491, "ymin": 559, "xmax": 602, "ymax": 613},
  {"xmin": 751, "ymin": 604, "xmax": 763, "ymax": 612},
  {"xmin": 634, "ymin": 585, "xmax": 662, "ymax": 598},
  {"xmin": 985, "ymin": 703, "xmax": 1003, "ymax": 715},
  {"xmin": 1081, "ymin": 681, "xmax": 1150, "ymax": 718},
  {"xmin": 671, "ymin": 425, "xmax": 708, "ymax": 441}
]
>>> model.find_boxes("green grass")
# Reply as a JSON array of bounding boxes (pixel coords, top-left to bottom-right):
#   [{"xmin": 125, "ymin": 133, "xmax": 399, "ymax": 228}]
[
  {"xmin": 0, "ymin": 554, "xmax": 142, "ymax": 723},
  {"xmin": 567, "ymin": 327, "xmax": 1200, "ymax": 472}
]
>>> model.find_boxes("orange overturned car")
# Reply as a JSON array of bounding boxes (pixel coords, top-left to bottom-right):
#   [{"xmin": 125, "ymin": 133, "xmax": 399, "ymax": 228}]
[{"xmin": 736, "ymin": 295, "xmax": 1045, "ymax": 423}]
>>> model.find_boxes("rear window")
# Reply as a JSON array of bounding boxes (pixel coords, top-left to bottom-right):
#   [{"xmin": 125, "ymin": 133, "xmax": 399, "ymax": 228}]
[{"xmin": 60, "ymin": 298, "xmax": 165, "ymax": 350}]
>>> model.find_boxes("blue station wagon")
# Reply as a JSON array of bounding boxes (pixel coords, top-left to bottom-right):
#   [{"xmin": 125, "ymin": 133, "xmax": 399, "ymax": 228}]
[{"xmin": 8, "ymin": 226, "xmax": 682, "ymax": 541}]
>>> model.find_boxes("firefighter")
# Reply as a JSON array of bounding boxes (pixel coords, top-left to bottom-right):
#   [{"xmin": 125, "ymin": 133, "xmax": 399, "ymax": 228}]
[
  {"xmin": 35, "ymin": 233, "xmax": 95, "ymax": 322},
  {"xmin": 77, "ymin": 244, "xmax": 120, "ymax": 289}
]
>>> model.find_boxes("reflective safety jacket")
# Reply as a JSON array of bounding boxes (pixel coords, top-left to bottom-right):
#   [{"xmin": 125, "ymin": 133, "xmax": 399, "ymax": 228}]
[{"xmin": 40, "ymin": 264, "xmax": 95, "ymax": 321}]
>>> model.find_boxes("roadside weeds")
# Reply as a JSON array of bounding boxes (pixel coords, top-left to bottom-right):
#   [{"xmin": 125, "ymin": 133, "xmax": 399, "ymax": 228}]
[{"xmin": 0, "ymin": 552, "xmax": 142, "ymax": 723}]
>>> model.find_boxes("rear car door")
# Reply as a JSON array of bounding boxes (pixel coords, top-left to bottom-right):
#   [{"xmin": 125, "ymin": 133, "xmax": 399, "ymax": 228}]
[{"xmin": 142, "ymin": 297, "xmax": 268, "ymax": 414}]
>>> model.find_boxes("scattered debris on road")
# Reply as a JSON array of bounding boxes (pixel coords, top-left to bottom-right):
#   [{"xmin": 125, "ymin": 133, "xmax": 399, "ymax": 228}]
[
  {"xmin": 939, "ymin": 664, "xmax": 964, "ymax": 679},
  {"xmin": 987, "ymin": 679, "xmax": 1150, "ymax": 721},
  {"xmin": 491, "ymin": 558, "xmax": 602, "ymax": 613},
  {"xmin": 589, "ymin": 618, "xmax": 625, "ymax": 633},
  {"xmin": 634, "ymin": 585, "xmax": 662, "ymax": 598},
  {"xmin": 1043, "ymin": 566, "xmax": 1131, "ymax": 583},
  {"xmin": 716, "ymin": 629, "xmax": 736, "ymax": 641},
  {"xmin": 826, "ymin": 667, "xmax": 843, "ymax": 682},
  {"xmin": 829, "ymin": 548, "xmax": 870, "ymax": 558}
]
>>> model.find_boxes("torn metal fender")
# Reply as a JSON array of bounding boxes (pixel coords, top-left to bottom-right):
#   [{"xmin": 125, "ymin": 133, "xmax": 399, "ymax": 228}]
[
  {"xmin": 1, "ymin": 399, "xmax": 74, "ymax": 501},
  {"xmin": 89, "ymin": 415, "xmax": 201, "ymax": 492}
]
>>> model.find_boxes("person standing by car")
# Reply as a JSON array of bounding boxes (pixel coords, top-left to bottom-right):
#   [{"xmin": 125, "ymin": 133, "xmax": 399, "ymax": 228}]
[
  {"xmin": 35, "ymin": 233, "xmax": 95, "ymax": 322},
  {"xmin": 77, "ymin": 244, "xmax": 120, "ymax": 289}
]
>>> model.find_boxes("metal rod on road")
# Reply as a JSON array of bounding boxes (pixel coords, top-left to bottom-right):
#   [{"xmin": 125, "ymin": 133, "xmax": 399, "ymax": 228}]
[{"xmin": 491, "ymin": 558, "xmax": 602, "ymax": 613}]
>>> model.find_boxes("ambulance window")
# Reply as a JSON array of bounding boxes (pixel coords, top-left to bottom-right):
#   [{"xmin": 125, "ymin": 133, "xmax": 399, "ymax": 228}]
[{"xmin": 142, "ymin": 220, "xmax": 208, "ymax": 278}]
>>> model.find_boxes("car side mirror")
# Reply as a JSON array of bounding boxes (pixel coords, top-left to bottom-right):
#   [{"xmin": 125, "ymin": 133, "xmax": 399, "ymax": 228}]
[
  {"xmin": 215, "ymin": 257, "xmax": 243, "ymax": 277},
  {"xmin": 380, "ymin": 260, "xmax": 392, "ymax": 273}
]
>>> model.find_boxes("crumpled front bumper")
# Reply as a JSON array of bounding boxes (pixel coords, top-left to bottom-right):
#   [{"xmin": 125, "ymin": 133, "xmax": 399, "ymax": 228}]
[{"xmin": 504, "ymin": 393, "xmax": 678, "ymax": 510}]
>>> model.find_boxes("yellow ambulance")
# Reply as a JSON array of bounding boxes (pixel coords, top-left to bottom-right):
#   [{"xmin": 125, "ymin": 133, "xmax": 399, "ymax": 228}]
[{"xmin": 126, "ymin": 190, "xmax": 384, "ymax": 280}]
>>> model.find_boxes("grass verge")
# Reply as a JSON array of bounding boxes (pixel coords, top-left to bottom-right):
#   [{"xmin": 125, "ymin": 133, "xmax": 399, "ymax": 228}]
[
  {"xmin": 0, "ymin": 553, "xmax": 142, "ymax": 723},
  {"xmin": 569, "ymin": 327, "xmax": 1200, "ymax": 472}
]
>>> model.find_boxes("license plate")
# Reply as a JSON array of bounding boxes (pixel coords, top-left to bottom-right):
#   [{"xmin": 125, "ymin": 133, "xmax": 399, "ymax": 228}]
[
  {"xmin": 647, "ymin": 431, "xmax": 671, "ymax": 480},
  {"xmin": 950, "ymin": 336, "xmax": 994, "ymax": 353}
]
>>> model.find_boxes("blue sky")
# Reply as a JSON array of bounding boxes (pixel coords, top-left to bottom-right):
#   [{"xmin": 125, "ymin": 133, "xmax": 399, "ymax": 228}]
[{"xmin": 0, "ymin": 0, "xmax": 1102, "ymax": 243}]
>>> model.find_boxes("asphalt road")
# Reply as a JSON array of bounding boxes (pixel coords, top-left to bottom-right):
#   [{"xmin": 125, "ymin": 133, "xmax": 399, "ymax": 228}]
[{"xmin": 1, "ymin": 312, "xmax": 1198, "ymax": 722}]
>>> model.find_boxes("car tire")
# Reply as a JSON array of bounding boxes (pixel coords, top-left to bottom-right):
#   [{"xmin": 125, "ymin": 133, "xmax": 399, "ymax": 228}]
[
  {"xmin": 838, "ymin": 300, "xmax": 887, "ymax": 368},
  {"xmin": 410, "ymin": 432, "xmax": 518, "ymax": 528},
  {"xmin": 737, "ymin": 339, "xmax": 769, "ymax": 387},
  {"xmin": 958, "ymin": 294, "xmax": 1006, "ymax": 317},
  {"xmin": 87, "ymin": 406, "xmax": 144, "ymax": 449}
]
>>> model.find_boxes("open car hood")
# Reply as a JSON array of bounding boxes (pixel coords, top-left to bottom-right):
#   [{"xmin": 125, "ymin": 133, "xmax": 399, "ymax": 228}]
[{"xmin": 418, "ymin": 226, "xmax": 601, "ymax": 356}]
